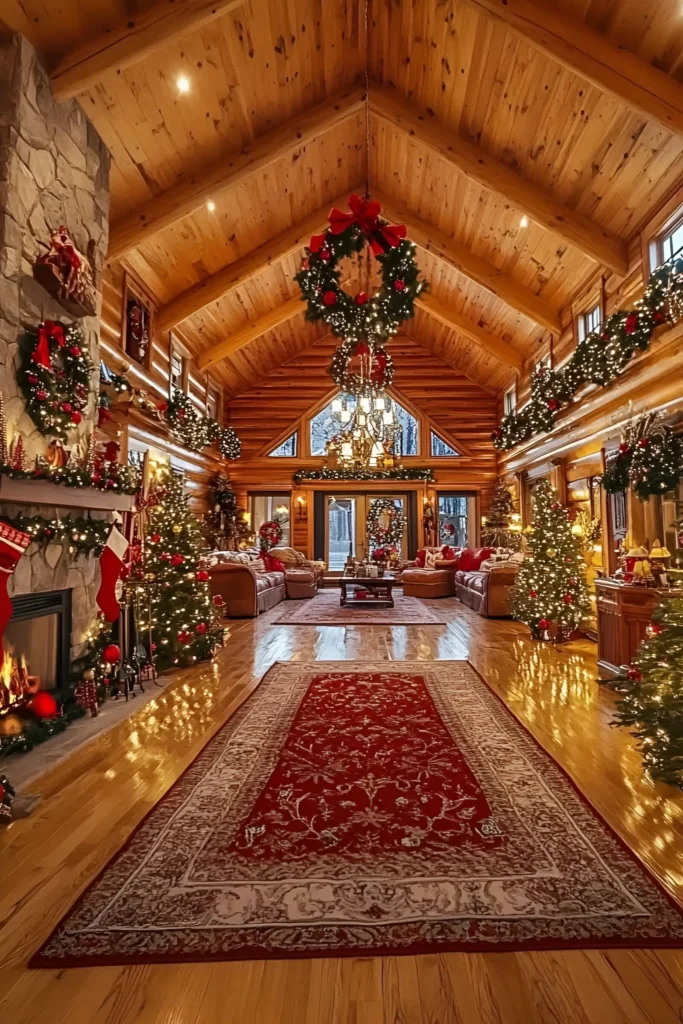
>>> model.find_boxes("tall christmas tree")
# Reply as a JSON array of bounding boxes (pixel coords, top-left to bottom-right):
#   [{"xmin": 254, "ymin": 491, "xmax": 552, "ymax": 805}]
[
  {"xmin": 613, "ymin": 596, "xmax": 683, "ymax": 787},
  {"xmin": 511, "ymin": 479, "xmax": 589, "ymax": 640},
  {"xmin": 482, "ymin": 481, "xmax": 520, "ymax": 548},
  {"xmin": 144, "ymin": 468, "xmax": 224, "ymax": 668}
]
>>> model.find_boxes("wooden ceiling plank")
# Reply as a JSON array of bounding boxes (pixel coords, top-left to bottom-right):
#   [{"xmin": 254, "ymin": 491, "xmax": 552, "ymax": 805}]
[
  {"xmin": 155, "ymin": 187, "xmax": 362, "ymax": 332},
  {"xmin": 416, "ymin": 293, "xmax": 523, "ymax": 373},
  {"xmin": 50, "ymin": 0, "xmax": 245, "ymax": 102},
  {"xmin": 108, "ymin": 86, "xmax": 366, "ymax": 261},
  {"xmin": 465, "ymin": 0, "xmax": 683, "ymax": 139},
  {"xmin": 198, "ymin": 298, "xmax": 306, "ymax": 371},
  {"xmin": 370, "ymin": 84, "xmax": 629, "ymax": 276},
  {"xmin": 375, "ymin": 190, "xmax": 560, "ymax": 333}
]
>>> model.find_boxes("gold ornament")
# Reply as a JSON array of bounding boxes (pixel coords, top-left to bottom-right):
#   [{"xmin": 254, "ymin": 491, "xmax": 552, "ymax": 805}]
[
  {"xmin": 172, "ymin": 524, "xmax": 183, "ymax": 534},
  {"xmin": 82, "ymin": 668, "xmax": 95, "ymax": 681},
  {"xmin": 0, "ymin": 714, "xmax": 24, "ymax": 737},
  {"xmin": 546, "ymin": 548, "xmax": 557, "ymax": 558}
]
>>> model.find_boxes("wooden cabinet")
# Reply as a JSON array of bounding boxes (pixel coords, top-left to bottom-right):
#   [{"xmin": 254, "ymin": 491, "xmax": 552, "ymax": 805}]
[{"xmin": 595, "ymin": 578, "xmax": 678, "ymax": 678}]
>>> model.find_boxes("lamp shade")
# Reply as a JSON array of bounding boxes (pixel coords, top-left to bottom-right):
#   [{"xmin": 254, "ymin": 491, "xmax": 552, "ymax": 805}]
[
  {"xmin": 649, "ymin": 538, "xmax": 671, "ymax": 559},
  {"xmin": 626, "ymin": 546, "xmax": 649, "ymax": 558}
]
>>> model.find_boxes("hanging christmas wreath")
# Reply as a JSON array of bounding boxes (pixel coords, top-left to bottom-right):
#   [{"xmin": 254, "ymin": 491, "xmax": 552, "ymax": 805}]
[
  {"xmin": 329, "ymin": 338, "xmax": 394, "ymax": 395},
  {"xmin": 295, "ymin": 193, "xmax": 427, "ymax": 343},
  {"xmin": 366, "ymin": 497, "xmax": 405, "ymax": 550},
  {"xmin": 18, "ymin": 321, "xmax": 94, "ymax": 441},
  {"xmin": 602, "ymin": 413, "xmax": 683, "ymax": 500},
  {"xmin": 258, "ymin": 520, "xmax": 283, "ymax": 552},
  {"xmin": 163, "ymin": 388, "xmax": 241, "ymax": 460}
]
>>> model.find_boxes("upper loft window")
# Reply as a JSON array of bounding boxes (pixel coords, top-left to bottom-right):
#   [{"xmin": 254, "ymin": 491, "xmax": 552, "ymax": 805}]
[
  {"xmin": 504, "ymin": 384, "xmax": 517, "ymax": 416},
  {"xmin": 430, "ymin": 432, "xmax": 459, "ymax": 457},
  {"xmin": 578, "ymin": 303, "xmax": 601, "ymax": 343},
  {"xmin": 206, "ymin": 382, "xmax": 221, "ymax": 421},
  {"xmin": 534, "ymin": 352, "xmax": 552, "ymax": 374},
  {"xmin": 169, "ymin": 343, "xmax": 187, "ymax": 396},
  {"xmin": 269, "ymin": 432, "xmax": 298, "ymax": 457},
  {"xmin": 654, "ymin": 215, "xmax": 683, "ymax": 268},
  {"xmin": 310, "ymin": 394, "xmax": 419, "ymax": 457}
]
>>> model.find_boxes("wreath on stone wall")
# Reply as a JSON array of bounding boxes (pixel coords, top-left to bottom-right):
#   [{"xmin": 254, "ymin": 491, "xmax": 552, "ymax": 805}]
[
  {"xmin": 366, "ymin": 497, "xmax": 405, "ymax": 550},
  {"xmin": 295, "ymin": 194, "xmax": 426, "ymax": 343},
  {"xmin": 18, "ymin": 321, "xmax": 94, "ymax": 441}
]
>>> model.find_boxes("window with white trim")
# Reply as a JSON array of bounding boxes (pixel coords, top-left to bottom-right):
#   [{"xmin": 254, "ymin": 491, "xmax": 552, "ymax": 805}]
[
  {"xmin": 655, "ymin": 214, "xmax": 683, "ymax": 268},
  {"xmin": 534, "ymin": 352, "xmax": 552, "ymax": 374},
  {"xmin": 206, "ymin": 383, "xmax": 221, "ymax": 421},
  {"xmin": 504, "ymin": 384, "xmax": 517, "ymax": 416},
  {"xmin": 577, "ymin": 303, "xmax": 601, "ymax": 343}
]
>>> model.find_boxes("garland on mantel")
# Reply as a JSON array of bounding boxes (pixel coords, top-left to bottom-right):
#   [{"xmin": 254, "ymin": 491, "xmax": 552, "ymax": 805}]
[
  {"xmin": 293, "ymin": 466, "xmax": 434, "ymax": 484},
  {"xmin": 492, "ymin": 253, "xmax": 683, "ymax": 452},
  {"xmin": 1, "ymin": 514, "xmax": 110, "ymax": 556},
  {"xmin": 0, "ymin": 460, "xmax": 140, "ymax": 494}
]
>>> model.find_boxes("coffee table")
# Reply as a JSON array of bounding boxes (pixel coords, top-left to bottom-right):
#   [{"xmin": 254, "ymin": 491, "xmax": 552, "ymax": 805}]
[{"xmin": 339, "ymin": 575, "xmax": 395, "ymax": 608}]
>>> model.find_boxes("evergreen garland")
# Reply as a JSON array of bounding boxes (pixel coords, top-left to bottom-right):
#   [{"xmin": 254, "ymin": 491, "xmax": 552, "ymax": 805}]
[
  {"xmin": 601, "ymin": 415, "xmax": 683, "ymax": 499},
  {"xmin": 0, "ymin": 459, "xmax": 140, "ymax": 494},
  {"xmin": 164, "ymin": 389, "xmax": 240, "ymax": 460},
  {"xmin": 0, "ymin": 514, "xmax": 110, "ymax": 556},
  {"xmin": 293, "ymin": 466, "xmax": 434, "ymax": 483},
  {"xmin": 492, "ymin": 254, "xmax": 682, "ymax": 451}
]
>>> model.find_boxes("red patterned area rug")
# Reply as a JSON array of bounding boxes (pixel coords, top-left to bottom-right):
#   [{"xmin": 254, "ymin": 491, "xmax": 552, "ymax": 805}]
[
  {"xmin": 273, "ymin": 590, "xmax": 448, "ymax": 624},
  {"xmin": 32, "ymin": 662, "xmax": 683, "ymax": 966}
]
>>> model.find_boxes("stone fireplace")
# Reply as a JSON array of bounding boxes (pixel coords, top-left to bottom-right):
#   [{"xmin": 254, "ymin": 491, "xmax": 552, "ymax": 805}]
[{"xmin": 0, "ymin": 27, "xmax": 114, "ymax": 695}]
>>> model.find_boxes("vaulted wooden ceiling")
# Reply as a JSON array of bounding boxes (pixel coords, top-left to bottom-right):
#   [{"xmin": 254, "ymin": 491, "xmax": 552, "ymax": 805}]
[{"xmin": 7, "ymin": 0, "xmax": 683, "ymax": 396}]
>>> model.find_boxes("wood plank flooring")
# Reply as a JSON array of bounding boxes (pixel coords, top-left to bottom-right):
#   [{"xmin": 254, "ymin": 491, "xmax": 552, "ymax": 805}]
[{"xmin": 1, "ymin": 601, "xmax": 682, "ymax": 1024}]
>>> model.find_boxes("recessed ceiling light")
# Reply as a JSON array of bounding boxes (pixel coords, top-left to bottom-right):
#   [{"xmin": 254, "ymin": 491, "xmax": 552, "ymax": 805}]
[
  {"xmin": 519, "ymin": 214, "xmax": 529, "ymax": 228},
  {"xmin": 176, "ymin": 75, "xmax": 191, "ymax": 94},
  {"xmin": 207, "ymin": 200, "xmax": 216, "ymax": 213}
]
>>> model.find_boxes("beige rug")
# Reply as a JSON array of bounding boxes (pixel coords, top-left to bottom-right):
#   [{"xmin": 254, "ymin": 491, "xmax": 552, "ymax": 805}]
[{"xmin": 273, "ymin": 589, "xmax": 449, "ymax": 624}]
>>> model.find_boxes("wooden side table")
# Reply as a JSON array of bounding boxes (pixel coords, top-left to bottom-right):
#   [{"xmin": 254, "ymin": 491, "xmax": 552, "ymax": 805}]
[{"xmin": 595, "ymin": 578, "xmax": 680, "ymax": 678}]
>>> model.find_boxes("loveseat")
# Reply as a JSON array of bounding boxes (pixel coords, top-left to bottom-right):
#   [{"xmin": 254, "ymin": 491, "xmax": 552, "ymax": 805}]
[
  {"xmin": 455, "ymin": 564, "xmax": 519, "ymax": 617},
  {"xmin": 402, "ymin": 547, "xmax": 461, "ymax": 598},
  {"xmin": 207, "ymin": 560, "xmax": 286, "ymax": 618}
]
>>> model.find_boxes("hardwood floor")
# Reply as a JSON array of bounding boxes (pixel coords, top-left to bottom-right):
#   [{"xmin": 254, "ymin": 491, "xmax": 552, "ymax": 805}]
[{"xmin": 1, "ymin": 602, "xmax": 682, "ymax": 1023}]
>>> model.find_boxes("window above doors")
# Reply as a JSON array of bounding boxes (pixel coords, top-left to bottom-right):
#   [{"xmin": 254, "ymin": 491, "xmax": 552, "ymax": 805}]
[
  {"xmin": 309, "ymin": 393, "xmax": 419, "ymax": 458},
  {"xmin": 269, "ymin": 432, "xmax": 298, "ymax": 457}
]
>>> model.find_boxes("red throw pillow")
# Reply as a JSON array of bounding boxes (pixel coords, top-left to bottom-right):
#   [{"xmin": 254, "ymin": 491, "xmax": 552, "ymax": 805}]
[
  {"xmin": 441, "ymin": 545, "xmax": 455, "ymax": 560},
  {"xmin": 472, "ymin": 546, "xmax": 493, "ymax": 570},
  {"xmin": 457, "ymin": 548, "xmax": 476, "ymax": 571},
  {"xmin": 415, "ymin": 549, "xmax": 426, "ymax": 568},
  {"xmin": 263, "ymin": 553, "xmax": 285, "ymax": 572}
]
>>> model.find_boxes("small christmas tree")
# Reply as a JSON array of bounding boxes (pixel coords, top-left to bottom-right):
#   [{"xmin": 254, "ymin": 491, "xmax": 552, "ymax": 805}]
[
  {"xmin": 203, "ymin": 472, "xmax": 250, "ymax": 550},
  {"xmin": 613, "ymin": 596, "xmax": 683, "ymax": 787},
  {"xmin": 511, "ymin": 479, "xmax": 589, "ymax": 641},
  {"xmin": 482, "ymin": 481, "xmax": 519, "ymax": 548},
  {"xmin": 145, "ymin": 467, "xmax": 224, "ymax": 668}
]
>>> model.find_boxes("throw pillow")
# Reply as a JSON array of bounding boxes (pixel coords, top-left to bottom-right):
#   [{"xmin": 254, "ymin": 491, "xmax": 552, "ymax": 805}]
[
  {"xmin": 415, "ymin": 549, "xmax": 426, "ymax": 568},
  {"xmin": 457, "ymin": 548, "xmax": 476, "ymax": 571},
  {"xmin": 441, "ymin": 545, "xmax": 456, "ymax": 560},
  {"xmin": 425, "ymin": 550, "xmax": 437, "ymax": 569},
  {"xmin": 263, "ymin": 553, "xmax": 285, "ymax": 572}
]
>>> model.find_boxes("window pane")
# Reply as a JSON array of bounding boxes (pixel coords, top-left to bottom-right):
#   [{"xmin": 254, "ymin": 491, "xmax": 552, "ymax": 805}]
[
  {"xmin": 437, "ymin": 495, "xmax": 468, "ymax": 547},
  {"xmin": 269, "ymin": 433, "xmax": 297, "ymax": 457},
  {"xmin": 431, "ymin": 432, "xmax": 458, "ymax": 457},
  {"xmin": 671, "ymin": 224, "xmax": 683, "ymax": 259},
  {"xmin": 251, "ymin": 494, "xmax": 291, "ymax": 547},
  {"xmin": 504, "ymin": 386, "xmax": 516, "ymax": 415},
  {"xmin": 393, "ymin": 400, "xmax": 418, "ymax": 456},
  {"xmin": 310, "ymin": 395, "xmax": 357, "ymax": 456}
]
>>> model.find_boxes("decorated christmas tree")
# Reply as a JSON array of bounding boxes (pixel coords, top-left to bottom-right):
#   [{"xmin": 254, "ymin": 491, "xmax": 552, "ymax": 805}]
[
  {"xmin": 613, "ymin": 596, "xmax": 683, "ymax": 787},
  {"xmin": 144, "ymin": 468, "xmax": 224, "ymax": 668},
  {"xmin": 203, "ymin": 472, "xmax": 250, "ymax": 550},
  {"xmin": 482, "ymin": 482, "xmax": 520, "ymax": 548},
  {"xmin": 511, "ymin": 479, "xmax": 589, "ymax": 641}
]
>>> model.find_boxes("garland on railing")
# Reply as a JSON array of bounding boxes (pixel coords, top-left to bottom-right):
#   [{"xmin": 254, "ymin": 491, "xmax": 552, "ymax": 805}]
[
  {"xmin": 293, "ymin": 466, "xmax": 434, "ymax": 483},
  {"xmin": 0, "ymin": 514, "xmax": 111, "ymax": 556},
  {"xmin": 492, "ymin": 254, "xmax": 683, "ymax": 451},
  {"xmin": 162, "ymin": 389, "xmax": 240, "ymax": 460},
  {"xmin": 601, "ymin": 413, "xmax": 683, "ymax": 500}
]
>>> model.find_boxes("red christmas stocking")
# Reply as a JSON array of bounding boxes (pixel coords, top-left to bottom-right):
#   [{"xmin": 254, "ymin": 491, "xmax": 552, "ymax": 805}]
[
  {"xmin": 96, "ymin": 524, "xmax": 130, "ymax": 622},
  {"xmin": 0, "ymin": 522, "xmax": 31, "ymax": 656}
]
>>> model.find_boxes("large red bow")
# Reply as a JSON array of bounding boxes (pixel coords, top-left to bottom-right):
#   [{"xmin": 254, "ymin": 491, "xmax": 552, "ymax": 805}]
[
  {"xmin": 33, "ymin": 321, "xmax": 65, "ymax": 368},
  {"xmin": 309, "ymin": 194, "xmax": 407, "ymax": 259}
]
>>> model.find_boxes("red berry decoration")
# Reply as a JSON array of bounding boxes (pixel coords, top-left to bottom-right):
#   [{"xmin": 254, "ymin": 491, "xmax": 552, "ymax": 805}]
[
  {"xmin": 625, "ymin": 312, "xmax": 638, "ymax": 335},
  {"xmin": 529, "ymin": 590, "xmax": 538, "ymax": 598},
  {"xmin": 103, "ymin": 644, "xmax": 121, "ymax": 664},
  {"xmin": 170, "ymin": 553, "xmax": 184, "ymax": 567},
  {"xmin": 70, "ymin": 410, "xmax": 82, "ymax": 424},
  {"xmin": 627, "ymin": 666, "xmax": 643, "ymax": 682},
  {"xmin": 195, "ymin": 622, "xmax": 207, "ymax": 635},
  {"xmin": 547, "ymin": 398, "xmax": 559, "ymax": 412},
  {"xmin": 354, "ymin": 291, "xmax": 368, "ymax": 305},
  {"xmin": 35, "ymin": 389, "xmax": 47, "ymax": 401},
  {"xmin": 563, "ymin": 593, "xmax": 574, "ymax": 605},
  {"xmin": 27, "ymin": 373, "xmax": 38, "ymax": 384},
  {"xmin": 538, "ymin": 619, "xmax": 550, "ymax": 630},
  {"xmin": 196, "ymin": 569, "xmax": 209, "ymax": 582},
  {"xmin": 160, "ymin": 552, "xmax": 172, "ymax": 562},
  {"xmin": 638, "ymin": 437, "xmax": 649, "ymax": 448},
  {"xmin": 319, "ymin": 247, "xmax": 331, "ymax": 261},
  {"xmin": 213, "ymin": 594, "xmax": 225, "ymax": 607},
  {"xmin": 61, "ymin": 402, "xmax": 72, "ymax": 413},
  {"xmin": 393, "ymin": 279, "xmax": 406, "ymax": 291},
  {"xmin": 322, "ymin": 290, "xmax": 337, "ymax": 307},
  {"xmin": 69, "ymin": 345, "xmax": 81, "ymax": 357},
  {"xmin": 149, "ymin": 533, "xmax": 161, "ymax": 544},
  {"xmin": 177, "ymin": 630, "xmax": 191, "ymax": 644},
  {"xmin": 30, "ymin": 691, "xmax": 58, "ymax": 719}
]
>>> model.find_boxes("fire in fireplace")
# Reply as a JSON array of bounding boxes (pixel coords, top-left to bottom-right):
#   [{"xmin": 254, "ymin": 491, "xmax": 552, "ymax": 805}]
[
  {"xmin": 3, "ymin": 590, "xmax": 71, "ymax": 710},
  {"xmin": 0, "ymin": 647, "xmax": 41, "ymax": 714}
]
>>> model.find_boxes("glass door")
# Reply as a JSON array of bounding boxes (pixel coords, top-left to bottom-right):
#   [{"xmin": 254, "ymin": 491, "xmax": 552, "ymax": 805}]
[
  {"xmin": 324, "ymin": 493, "xmax": 409, "ymax": 571},
  {"xmin": 364, "ymin": 494, "xmax": 408, "ymax": 562}
]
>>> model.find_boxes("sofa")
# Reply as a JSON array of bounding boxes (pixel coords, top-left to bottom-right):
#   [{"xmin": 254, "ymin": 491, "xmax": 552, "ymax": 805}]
[
  {"xmin": 402, "ymin": 547, "xmax": 461, "ymax": 598},
  {"xmin": 454, "ymin": 550, "xmax": 522, "ymax": 618},
  {"xmin": 270, "ymin": 547, "xmax": 325, "ymax": 588},
  {"xmin": 207, "ymin": 560, "xmax": 286, "ymax": 618}
]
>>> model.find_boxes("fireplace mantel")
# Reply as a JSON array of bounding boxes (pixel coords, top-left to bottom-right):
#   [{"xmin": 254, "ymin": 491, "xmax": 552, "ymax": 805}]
[{"xmin": 0, "ymin": 476, "xmax": 136, "ymax": 512}]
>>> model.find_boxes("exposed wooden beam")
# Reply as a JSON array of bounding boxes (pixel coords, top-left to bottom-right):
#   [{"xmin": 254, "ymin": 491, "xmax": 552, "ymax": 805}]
[
  {"xmin": 375, "ymin": 191, "xmax": 561, "ymax": 334},
  {"xmin": 370, "ymin": 85, "xmax": 628, "ymax": 276},
  {"xmin": 50, "ymin": 0, "xmax": 244, "ymax": 102},
  {"xmin": 198, "ymin": 298, "xmax": 306, "ymax": 371},
  {"xmin": 156, "ymin": 188, "xmax": 362, "ymax": 332},
  {"xmin": 108, "ymin": 87, "xmax": 365, "ymax": 261},
  {"xmin": 416, "ymin": 294, "xmax": 523, "ymax": 373},
  {"xmin": 466, "ymin": 0, "xmax": 683, "ymax": 138}
]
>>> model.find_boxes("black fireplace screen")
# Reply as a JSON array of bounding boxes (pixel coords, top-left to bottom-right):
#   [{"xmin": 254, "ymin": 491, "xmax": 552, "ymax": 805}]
[{"xmin": 4, "ymin": 589, "xmax": 71, "ymax": 701}]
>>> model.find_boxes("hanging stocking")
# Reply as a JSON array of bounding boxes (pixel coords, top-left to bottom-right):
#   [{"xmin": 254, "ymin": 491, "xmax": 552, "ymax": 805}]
[
  {"xmin": 96, "ymin": 523, "xmax": 130, "ymax": 622},
  {"xmin": 0, "ymin": 522, "xmax": 31, "ymax": 656}
]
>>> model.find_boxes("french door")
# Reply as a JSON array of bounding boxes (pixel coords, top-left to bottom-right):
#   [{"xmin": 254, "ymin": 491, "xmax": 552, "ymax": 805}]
[{"xmin": 324, "ymin": 494, "xmax": 408, "ymax": 571}]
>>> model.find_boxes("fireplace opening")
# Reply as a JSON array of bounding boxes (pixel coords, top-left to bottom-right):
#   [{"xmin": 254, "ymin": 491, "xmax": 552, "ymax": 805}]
[{"xmin": 1, "ymin": 591, "xmax": 72, "ymax": 717}]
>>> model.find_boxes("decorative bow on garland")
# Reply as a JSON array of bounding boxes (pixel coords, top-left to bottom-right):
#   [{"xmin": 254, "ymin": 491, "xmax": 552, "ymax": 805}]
[
  {"xmin": 296, "ymin": 192, "xmax": 426, "ymax": 344},
  {"xmin": 33, "ymin": 320, "xmax": 65, "ymax": 368}
]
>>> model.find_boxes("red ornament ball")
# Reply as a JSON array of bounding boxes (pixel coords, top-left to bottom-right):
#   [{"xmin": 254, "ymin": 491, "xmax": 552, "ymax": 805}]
[
  {"xmin": 538, "ymin": 618, "xmax": 550, "ymax": 630},
  {"xmin": 70, "ymin": 410, "xmax": 82, "ymax": 424},
  {"xmin": 103, "ymin": 644, "xmax": 121, "ymax": 663},
  {"xmin": 322, "ymin": 290, "xmax": 337, "ymax": 307},
  {"xmin": 195, "ymin": 622, "xmax": 207, "ymax": 635},
  {"xmin": 35, "ymin": 389, "xmax": 47, "ymax": 401},
  {"xmin": 61, "ymin": 402, "xmax": 72, "ymax": 413},
  {"xmin": 638, "ymin": 437, "xmax": 649, "ymax": 449},
  {"xmin": 354, "ymin": 291, "xmax": 369, "ymax": 305},
  {"xmin": 547, "ymin": 398, "xmax": 559, "ymax": 412},
  {"xmin": 177, "ymin": 630, "xmax": 191, "ymax": 644},
  {"xmin": 160, "ymin": 552, "xmax": 172, "ymax": 562},
  {"xmin": 563, "ymin": 593, "xmax": 574, "ymax": 605},
  {"xmin": 69, "ymin": 345, "xmax": 81, "ymax": 357},
  {"xmin": 27, "ymin": 373, "xmax": 38, "ymax": 384},
  {"xmin": 319, "ymin": 247, "xmax": 331, "ymax": 261},
  {"xmin": 30, "ymin": 691, "xmax": 58, "ymax": 719},
  {"xmin": 213, "ymin": 594, "xmax": 225, "ymax": 607},
  {"xmin": 196, "ymin": 569, "xmax": 209, "ymax": 582},
  {"xmin": 619, "ymin": 442, "xmax": 630, "ymax": 454},
  {"xmin": 627, "ymin": 666, "xmax": 643, "ymax": 682},
  {"xmin": 170, "ymin": 553, "xmax": 184, "ymax": 567},
  {"xmin": 529, "ymin": 590, "xmax": 538, "ymax": 598},
  {"xmin": 393, "ymin": 279, "xmax": 406, "ymax": 292},
  {"xmin": 150, "ymin": 533, "xmax": 161, "ymax": 543}
]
